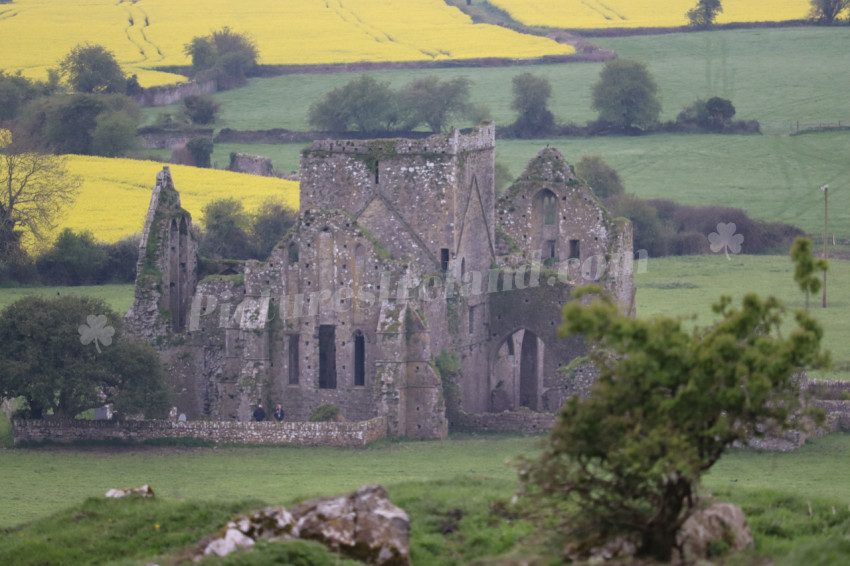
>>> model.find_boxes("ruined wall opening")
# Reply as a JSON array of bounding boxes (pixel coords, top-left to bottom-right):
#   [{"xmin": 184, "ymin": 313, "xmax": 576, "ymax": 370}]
[
  {"xmin": 533, "ymin": 189, "xmax": 558, "ymax": 259},
  {"xmin": 490, "ymin": 329, "xmax": 544, "ymax": 412},
  {"xmin": 569, "ymin": 239, "xmax": 580, "ymax": 260},
  {"xmin": 319, "ymin": 325, "xmax": 337, "ymax": 389},
  {"xmin": 519, "ymin": 330, "xmax": 540, "ymax": 410},
  {"xmin": 168, "ymin": 218, "xmax": 182, "ymax": 331},
  {"xmin": 288, "ymin": 334, "xmax": 300, "ymax": 385},
  {"xmin": 288, "ymin": 243, "xmax": 299, "ymax": 264},
  {"xmin": 440, "ymin": 248, "xmax": 449, "ymax": 272},
  {"xmin": 353, "ymin": 330, "xmax": 365, "ymax": 386}
]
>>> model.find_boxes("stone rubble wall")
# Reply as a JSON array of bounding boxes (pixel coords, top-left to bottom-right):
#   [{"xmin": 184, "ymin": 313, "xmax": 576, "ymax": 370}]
[
  {"xmin": 451, "ymin": 409, "xmax": 556, "ymax": 435},
  {"xmin": 12, "ymin": 417, "xmax": 388, "ymax": 447}
]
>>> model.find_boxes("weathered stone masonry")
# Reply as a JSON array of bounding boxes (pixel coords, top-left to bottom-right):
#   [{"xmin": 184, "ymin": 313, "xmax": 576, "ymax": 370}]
[
  {"xmin": 124, "ymin": 123, "xmax": 634, "ymax": 440},
  {"xmin": 12, "ymin": 417, "xmax": 388, "ymax": 447}
]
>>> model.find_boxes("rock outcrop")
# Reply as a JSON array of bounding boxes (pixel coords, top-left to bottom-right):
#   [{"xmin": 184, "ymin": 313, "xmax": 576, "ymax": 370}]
[{"xmin": 196, "ymin": 484, "xmax": 410, "ymax": 565}]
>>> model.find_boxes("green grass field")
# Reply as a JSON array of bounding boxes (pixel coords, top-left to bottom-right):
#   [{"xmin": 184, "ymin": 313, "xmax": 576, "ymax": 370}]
[{"xmin": 140, "ymin": 26, "xmax": 850, "ymax": 134}]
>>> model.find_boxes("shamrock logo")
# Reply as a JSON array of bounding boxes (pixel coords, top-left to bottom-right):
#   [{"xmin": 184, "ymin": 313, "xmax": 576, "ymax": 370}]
[
  {"xmin": 708, "ymin": 222, "xmax": 744, "ymax": 259},
  {"xmin": 78, "ymin": 314, "xmax": 115, "ymax": 353}
]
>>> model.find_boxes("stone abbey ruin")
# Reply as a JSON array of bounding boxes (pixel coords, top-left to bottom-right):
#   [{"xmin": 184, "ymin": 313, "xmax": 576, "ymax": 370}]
[{"xmin": 125, "ymin": 123, "xmax": 635, "ymax": 439}]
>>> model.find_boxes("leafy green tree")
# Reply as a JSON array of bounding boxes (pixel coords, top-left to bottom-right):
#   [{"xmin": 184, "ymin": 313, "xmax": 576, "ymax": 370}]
[
  {"xmin": 181, "ymin": 93, "xmax": 220, "ymax": 125},
  {"xmin": 809, "ymin": 0, "xmax": 850, "ymax": 23},
  {"xmin": 200, "ymin": 197, "xmax": 253, "ymax": 259},
  {"xmin": 90, "ymin": 111, "xmax": 138, "ymax": 157},
  {"xmin": 0, "ymin": 295, "xmax": 171, "ymax": 419},
  {"xmin": 790, "ymin": 237, "xmax": 828, "ymax": 309},
  {"xmin": 251, "ymin": 198, "xmax": 297, "ymax": 259},
  {"xmin": 687, "ymin": 0, "xmax": 723, "ymax": 28},
  {"xmin": 575, "ymin": 155, "xmax": 624, "ymax": 199},
  {"xmin": 308, "ymin": 75, "xmax": 398, "ymax": 133},
  {"xmin": 35, "ymin": 228, "xmax": 108, "ymax": 285},
  {"xmin": 592, "ymin": 59, "xmax": 661, "ymax": 132},
  {"xmin": 510, "ymin": 73, "xmax": 554, "ymax": 137},
  {"xmin": 60, "ymin": 44, "xmax": 126, "ymax": 94},
  {"xmin": 183, "ymin": 27, "xmax": 258, "ymax": 87},
  {"xmin": 398, "ymin": 75, "xmax": 472, "ymax": 133},
  {"xmin": 0, "ymin": 129, "xmax": 80, "ymax": 263},
  {"xmin": 519, "ymin": 246, "xmax": 828, "ymax": 562},
  {"xmin": 32, "ymin": 93, "xmax": 140, "ymax": 155},
  {"xmin": 0, "ymin": 71, "xmax": 53, "ymax": 121}
]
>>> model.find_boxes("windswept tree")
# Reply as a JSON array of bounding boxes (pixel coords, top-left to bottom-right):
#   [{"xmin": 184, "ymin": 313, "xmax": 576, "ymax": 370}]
[
  {"xmin": 519, "ymin": 243, "xmax": 829, "ymax": 562},
  {"xmin": 687, "ymin": 0, "xmax": 723, "ymax": 28},
  {"xmin": 398, "ymin": 75, "xmax": 472, "ymax": 133},
  {"xmin": 809, "ymin": 0, "xmax": 850, "ymax": 23},
  {"xmin": 0, "ymin": 129, "xmax": 81, "ymax": 261},
  {"xmin": 592, "ymin": 59, "xmax": 661, "ymax": 132},
  {"xmin": 60, "ymin": 44, "xmax": 126, "ymax": 94}
]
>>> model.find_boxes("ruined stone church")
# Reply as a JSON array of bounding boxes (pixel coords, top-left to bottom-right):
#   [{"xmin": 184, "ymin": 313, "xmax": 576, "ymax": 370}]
[{"xmin": 126, "ymin": 123, "xmax": 634, "ymax": 439}]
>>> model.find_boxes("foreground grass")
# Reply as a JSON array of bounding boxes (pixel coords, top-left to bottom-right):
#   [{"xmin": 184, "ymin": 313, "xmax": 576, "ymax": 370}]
[
  {"xmin": 0, "ymin": 434, "xmax": 535, "ymax": 530},
  {"xmin": 3, "ymin": 434, "xmax": 850, "ymax": 564}
]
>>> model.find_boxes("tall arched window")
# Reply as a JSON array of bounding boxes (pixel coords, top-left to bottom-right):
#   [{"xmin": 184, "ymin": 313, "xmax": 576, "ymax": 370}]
[{"xmin": 353, "ymin": 330, "xmax": 365, "ymax": 386}]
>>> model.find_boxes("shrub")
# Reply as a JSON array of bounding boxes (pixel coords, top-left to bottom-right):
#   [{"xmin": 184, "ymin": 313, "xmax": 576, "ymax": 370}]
[{"xmin": 185, "ymin": 136, "xmax": 214, "ymax": 168}]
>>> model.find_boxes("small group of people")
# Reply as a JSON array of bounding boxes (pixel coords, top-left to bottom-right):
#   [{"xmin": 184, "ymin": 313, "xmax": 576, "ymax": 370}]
[{"xmin": 253, "ymin": 403, "xmax": 284, "ymax": 422}]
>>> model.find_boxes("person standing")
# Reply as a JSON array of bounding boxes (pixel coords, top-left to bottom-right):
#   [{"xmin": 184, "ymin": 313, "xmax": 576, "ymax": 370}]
[
  {"xmin": 274, "ymin": 404, "xmax": 284, "ymax": 422},
  {"xmin": 253, "ymin": 403, "xmax": 266, "ymax": 422}
]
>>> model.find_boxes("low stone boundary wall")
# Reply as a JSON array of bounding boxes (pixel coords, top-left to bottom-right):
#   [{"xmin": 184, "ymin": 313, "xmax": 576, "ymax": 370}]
[
  {"xmin": 452, "ymin": 409, "xmax": 556, "ymax": 435},
  {"xmin": 12, "ymin": 417, "xmax": 388, "ymax": 447}
]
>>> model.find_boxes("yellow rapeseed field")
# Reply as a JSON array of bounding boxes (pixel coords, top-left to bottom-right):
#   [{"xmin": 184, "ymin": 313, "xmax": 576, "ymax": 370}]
[
  {"xmin": 37, "ymin": 156, "xmax": 299, "ymax": 251},
  {"xmin": 1, "ymin": 0, "xmax": 573, "ymax": 87},
  {"xmin": 487, "ymin": 0, "xmax": 811, "ymax": 28}
]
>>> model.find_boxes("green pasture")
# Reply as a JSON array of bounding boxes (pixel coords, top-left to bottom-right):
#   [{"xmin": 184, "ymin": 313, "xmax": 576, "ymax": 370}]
[
  {"xmin": 0, "ymin": 434, "xmax": 535, "ymax": 530},
  {"xmin": 140, "ymin": 26, "xmax": 850, "ymax": 134},
  {"xmin": 0, "ymin": 284, "xmax": 134, "ymax": 315},
  {"xmin": 635, "ymin": 254, "xmax": 850, "ymax": 379}
]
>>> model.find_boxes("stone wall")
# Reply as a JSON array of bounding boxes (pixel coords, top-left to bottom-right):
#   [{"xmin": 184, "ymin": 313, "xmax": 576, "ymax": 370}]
[
  {"xmin": 451, "ymin": 409, "xmax": 556, "ymax": 435},
  {"xmin": 12, "ymin": 417, "xmax": 388, "ymax": 447},
  {"xmin": 135, "ymin": 78, "xmax": 216, "ymax": 107},
  {"xmin": 139, "ymin": 129, "xmax": 214, "ymax": 149},
  {"xmin": 228, "ymin": 153, "xmax": 276, "ymax": 177}
]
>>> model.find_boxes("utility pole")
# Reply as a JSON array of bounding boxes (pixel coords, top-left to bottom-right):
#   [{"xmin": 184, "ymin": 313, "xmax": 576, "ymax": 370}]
[{"xmin": 822, "ymin": 184, "xmax": 829, "ymax": 308}]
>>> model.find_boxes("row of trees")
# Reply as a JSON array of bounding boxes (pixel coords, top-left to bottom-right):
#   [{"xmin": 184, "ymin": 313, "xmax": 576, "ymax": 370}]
[
  {"xmin": 308, "ymin": 74, "xmax": 486, "ymax": 134},
  {"xmin": 308, "ymin": 61, "xmax": 742, "ymax": 137}
]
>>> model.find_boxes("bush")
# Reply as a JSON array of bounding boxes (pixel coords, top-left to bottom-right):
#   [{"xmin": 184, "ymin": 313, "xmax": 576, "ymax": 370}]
[
  {"xmin": 36, "ymin": 228, "xmax": 108, "ymax": 285},
  {"xmin": 60, "ymin": 43, "xmax": 126, "ymax": 94},
  {"xmin": 186, "ymin": 136, "xmax": 214, "ymax": 168},
  {"xmin": 90, "ymin": 110, "xmax": 138, "ymax": 157},
  {"xmin": 309, "ymin": 404, "xmax": 341, "ymax": 422},
  {"xmin": 182, "ymin": 94, "xmax": 220, "ymax": 125}
]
